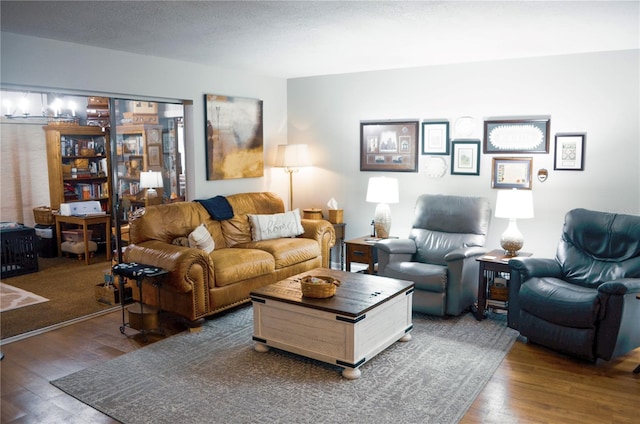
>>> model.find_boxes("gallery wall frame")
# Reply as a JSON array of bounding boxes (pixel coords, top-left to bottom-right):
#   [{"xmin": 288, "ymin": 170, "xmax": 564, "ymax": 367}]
[
  {"xmin": 451, "ymin": 139, "xmax": 480, "ymax": 175},
  {"xmin": 484, "ymin": 117, "xmax": 550, "ymax": 154},
  {"xmin": 360, "ymin": 120, "xmax": 419, "ymax": 172},
  {"xmin": 204, "ymin": 93, "xmax": 264, "ymax": 180},
  {"xmin": 421, "ymin": 120, "xmax": 450, "ymax": 155},
  {"xmin": 554, "ymin": 133, "xmax": 586, "ymax": 171},
  {"xmin": 491, "ymin": 157, "xmax": 533, "ymax": 189}
]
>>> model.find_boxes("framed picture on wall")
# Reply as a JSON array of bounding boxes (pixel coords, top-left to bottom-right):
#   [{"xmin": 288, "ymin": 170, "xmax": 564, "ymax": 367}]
[
  {"xmin": 491, "ymin": 157, "xmax": 533, "ymax": 189},
  {"xmin": 204, "ymin": 94, "xmax": 264, "ymax": 180},
  {"xmin": 483, "ymin": 117, "xmax": 550, "ymax": 153},
  {"xmin": 451, "ymin": 140, "xmax": 480, "ymax": 175},
  {"xmin": 421, "ymin": 120, "xmax": 449, "ymax": 155},
  {"xmin": 360, "ymin": 120, "xmax": 419, "ymax": 172},
  {"xmin": 554, "ymin": 133, "xmax": 586, "ymax": 170}
]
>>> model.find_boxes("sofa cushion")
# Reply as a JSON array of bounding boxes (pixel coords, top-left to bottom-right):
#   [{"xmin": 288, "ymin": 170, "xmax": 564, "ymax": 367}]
[
  {"xmin": 210, "ymin": 248, "xmax": 275, "ymax": 287},
  {"xmin": 248, "ymin": 209, "xmax": 304, "ymax": 241},
  {"xmin": 237, "ymin": 237, "xmax": 319, "ymax": 269}
]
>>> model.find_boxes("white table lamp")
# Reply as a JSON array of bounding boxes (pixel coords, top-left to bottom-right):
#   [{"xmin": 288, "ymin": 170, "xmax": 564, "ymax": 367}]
[
  {"xmin": 366, "ymin": 177, "xmax": 399, "ymax": 239},
  {"xmin": 495, "ymin": 188, "xmax": 534, "ymax": 256},
  {"xmin": 139, "ymin": 170, "xmax": 163, "ymax": 198}
]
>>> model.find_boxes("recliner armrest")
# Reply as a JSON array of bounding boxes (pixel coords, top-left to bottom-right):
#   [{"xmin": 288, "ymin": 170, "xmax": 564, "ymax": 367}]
[
  {"xmin": 598, "ymin": 278, "xmax": 640, "ymax": 295},
  {"xmin": 508, "ymin": 257, "xmax": 562, "ymax": 280},
  {"xmin": 444, "ymin": 246, "xmax": 488, "ymax": 262},
  {"xmin": 375, "ymin": 238, "xmax": 416, "ymax": 254}
]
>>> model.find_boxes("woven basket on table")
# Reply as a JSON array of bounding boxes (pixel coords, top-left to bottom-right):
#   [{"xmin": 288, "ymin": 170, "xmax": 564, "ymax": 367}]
[
  {"xmin": 300, "ymin": 275, "xmax": 341, "ymax": 298},
  {"xmin": 33, "ymin": 206, "xmax": 55, "ymax": 225}
]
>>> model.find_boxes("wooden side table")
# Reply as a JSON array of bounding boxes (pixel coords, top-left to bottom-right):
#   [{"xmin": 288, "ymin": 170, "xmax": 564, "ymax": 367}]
[
  {"xmin": 54, "ymin": 214, "xmax": 112, "ymax": 265},
  {"xmin": 474, "ymin": 249, "xmax": 532, "ymax": 321},
  {"xmin": 345, "ymin": 236, "xmax": 379, "ymax": 274},
  {"xmin": 331, "ymin": 223, "xmax": 346, "ymax": 270}
]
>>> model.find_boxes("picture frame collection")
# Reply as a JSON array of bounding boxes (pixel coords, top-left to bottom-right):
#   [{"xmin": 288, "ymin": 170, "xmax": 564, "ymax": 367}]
[{"xmin": 360, "ymin": 116, "xmax": 586, "ymax": 189}]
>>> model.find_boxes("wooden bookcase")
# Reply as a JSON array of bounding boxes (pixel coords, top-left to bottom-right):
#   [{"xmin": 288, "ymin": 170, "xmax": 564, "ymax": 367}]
[
  {"xmin": 44, "ymin": 124, "xmax": 112, "ymax": 212},
  {"xmin": 115, "ymin": 124, "xmax": 164, "ymax": 209}
]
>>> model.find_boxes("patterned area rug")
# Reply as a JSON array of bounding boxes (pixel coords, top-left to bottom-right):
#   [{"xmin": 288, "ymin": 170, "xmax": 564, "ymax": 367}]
[
  {"xmin": 52, "ymin": 305, "xmax": 518, "ymax": 424},
  {"xmin": 0, "ymin": 282, "xmax": 48, "ymax": 312}
]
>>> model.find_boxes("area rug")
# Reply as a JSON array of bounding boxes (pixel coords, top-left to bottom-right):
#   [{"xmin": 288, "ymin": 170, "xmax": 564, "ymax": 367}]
[
  {"xmin": 1, "ymin": 255, "xmax": 115, "ymax": 340},
  {"xmin": 52, "ymin": 305, "xmax": 518, "ymax": 424},
  {"xmin": 0, "ymin": 282, "xmax": 49, "ymax": 312}
]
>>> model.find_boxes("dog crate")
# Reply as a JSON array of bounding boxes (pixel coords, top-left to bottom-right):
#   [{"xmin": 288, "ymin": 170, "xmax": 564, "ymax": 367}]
[{"xmin": 1, "ymin": 224, "xmax": 39, "ymax": 278}]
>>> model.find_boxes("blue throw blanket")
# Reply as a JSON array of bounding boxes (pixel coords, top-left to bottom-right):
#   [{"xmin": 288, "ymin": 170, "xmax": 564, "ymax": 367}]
[{"xmin": 195, "ymin": 196, "xmax": 234, "ymax": 221}]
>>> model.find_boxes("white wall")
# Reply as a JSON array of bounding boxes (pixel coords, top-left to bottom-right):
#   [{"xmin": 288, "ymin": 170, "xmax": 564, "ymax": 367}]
[
  {"xmin": 287, "ymin": 50, "xmax": 640, "ymax": 257},
  {"xmin": 0, "ymin": 32, "xmax": 290, "ymax": 210},
  {"xmin": 2, "ymin": 33, "xmax": 639, "ymax": 259}
]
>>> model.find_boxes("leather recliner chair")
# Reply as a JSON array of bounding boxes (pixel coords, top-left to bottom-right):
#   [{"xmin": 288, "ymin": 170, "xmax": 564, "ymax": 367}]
[
  {"xmin": 376, "ymin": 194, "xmax": 491, "ymax": 316},
  {"xmin": 509, "ymin": 208, "xmax": 640, "ymax": 362}
]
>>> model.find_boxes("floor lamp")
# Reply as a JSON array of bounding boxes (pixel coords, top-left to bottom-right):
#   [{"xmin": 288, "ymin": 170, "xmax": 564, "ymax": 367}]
[{"xmin": 274, "ymin": 144, "xmax": 310, "ymax": 211}]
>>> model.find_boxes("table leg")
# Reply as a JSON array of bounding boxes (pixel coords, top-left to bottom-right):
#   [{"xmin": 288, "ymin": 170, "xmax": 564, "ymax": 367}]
[
  {"xmin": 82, "ymin": 223, "xmax": 90, "ymax": 265},
  {"xmin": 475, "ymin": 263, "xmax": 488, "ymax": 320},
  {"xmin": 105, "ymin": 218, "xmax": 112, "ymax": 263},
  {"xmin": 55, "ymin": 219, "xmax": 63, "ymax": 257}
]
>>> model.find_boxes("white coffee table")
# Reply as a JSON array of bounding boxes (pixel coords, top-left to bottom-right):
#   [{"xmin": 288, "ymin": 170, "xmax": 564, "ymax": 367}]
[{"xmin": 250, "ymin": 268, "xmax": 414, "ymax": 379}]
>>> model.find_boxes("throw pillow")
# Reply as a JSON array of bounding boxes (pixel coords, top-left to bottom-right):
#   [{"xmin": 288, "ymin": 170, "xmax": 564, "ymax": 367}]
[
  {"xmin": 248, "ymin": 209, "xmax": 304, "ymax": 241},
  {"xmin": 188, "ymin": 223, "xmax": 215, "ymax": 253}
]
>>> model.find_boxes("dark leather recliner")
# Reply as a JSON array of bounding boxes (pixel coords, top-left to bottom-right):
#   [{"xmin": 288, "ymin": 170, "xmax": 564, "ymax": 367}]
[
  {"xmin": 376, "ymin": 194, "xmax": 491, "ymax": 316},
  {"xmin": 509, "ymin": 208, "xmax": 640, "ymax": 362}
]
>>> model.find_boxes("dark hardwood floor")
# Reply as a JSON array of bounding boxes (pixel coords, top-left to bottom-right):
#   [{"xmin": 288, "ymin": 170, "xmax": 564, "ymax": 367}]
[{"xmin": 1, "ymin": 310, "xmax": 639, "ymax": 423}]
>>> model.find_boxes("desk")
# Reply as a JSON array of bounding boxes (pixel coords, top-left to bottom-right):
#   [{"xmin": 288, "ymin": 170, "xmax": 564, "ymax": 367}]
[
  {"xmin": 345, "ymin": 236, "xmax": 379, "ymax": 274},
  {"xmin": 331, "ymin": 223, "xmax": 346, "ymax": 270},
  {"xmin": 474, "ymin": 249, "xmax": 532, "ymax": 321},
  {"xmin": 55, "ymin": 214, "xmax": 112, "ymax": 265}
]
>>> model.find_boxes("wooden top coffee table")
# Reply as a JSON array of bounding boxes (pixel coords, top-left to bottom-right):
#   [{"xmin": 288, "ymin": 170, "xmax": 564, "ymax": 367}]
[{"xmin": 250, "ymin": 268, "xmax": 414, "ymax": 379}]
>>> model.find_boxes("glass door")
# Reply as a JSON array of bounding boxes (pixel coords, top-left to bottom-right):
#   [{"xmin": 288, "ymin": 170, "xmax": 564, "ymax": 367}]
[{"xmin": 109, "ymin": 98, "xmax": 186, "ymax": 260}]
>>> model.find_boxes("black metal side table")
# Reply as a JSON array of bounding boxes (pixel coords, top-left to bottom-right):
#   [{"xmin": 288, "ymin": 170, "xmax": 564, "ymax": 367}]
[{"xmin": 112, "ymin": 262, "xmax": 168, "ymax": 339}]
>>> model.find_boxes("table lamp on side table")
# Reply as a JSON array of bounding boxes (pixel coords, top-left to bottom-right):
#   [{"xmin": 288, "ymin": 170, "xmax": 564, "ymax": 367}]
[
  {"xmin": 366, "ymin": 177, "xmax": 399, "ymax": 239},
  {"xmin": 494, "ymin": 188, "xmax": 534, "ymax": 256}
]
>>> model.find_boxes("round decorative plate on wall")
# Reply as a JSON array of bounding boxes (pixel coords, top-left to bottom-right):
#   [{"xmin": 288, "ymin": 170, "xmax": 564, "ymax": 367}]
[{"xmin": 423, "ymin": 156, "xmax": 447, "ymax": 178}]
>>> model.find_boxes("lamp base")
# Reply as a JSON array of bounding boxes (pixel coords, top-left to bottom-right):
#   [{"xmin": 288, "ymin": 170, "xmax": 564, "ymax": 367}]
[
  {"xmin": 500, "ymin": 218, "xmax": 524, "ymax": 257},
  {"xmin": 374, "ymin": 203, "xmax": 391, "ymax": 239}
]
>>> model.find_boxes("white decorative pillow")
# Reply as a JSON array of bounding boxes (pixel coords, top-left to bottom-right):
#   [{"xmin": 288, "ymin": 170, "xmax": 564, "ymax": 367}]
[
  {"xmin": 248, "ymin": 209, "xmax": 304, "ymax": 241},
  {"xmin": 188, "ymin": 223, "xmax": 215, "ymax": 253}
]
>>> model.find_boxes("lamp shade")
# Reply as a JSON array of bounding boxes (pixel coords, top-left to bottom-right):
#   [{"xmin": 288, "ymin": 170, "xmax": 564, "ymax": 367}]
[
  {"xmin": 274, "ymin": 144, "xmax": 311, "ymax": 168},
  {"xmin": 366, "ymin": 177, "xmax": 399, "ymax": 204},
  {"xmin": 139, "ymin": 171, "xmax": 163, "ymax": 189},
  {"xmin": 495, "ymin": 188, "xmax": 534, "ymax": 219}
]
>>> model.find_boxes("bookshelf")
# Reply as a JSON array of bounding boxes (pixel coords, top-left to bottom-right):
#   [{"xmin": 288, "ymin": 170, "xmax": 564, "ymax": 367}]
[{"xmin": 44, "ymin": 125, "xmax": 112, "ymax": 213}]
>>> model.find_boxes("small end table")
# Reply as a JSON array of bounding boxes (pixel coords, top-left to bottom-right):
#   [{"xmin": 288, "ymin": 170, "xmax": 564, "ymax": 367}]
[
  {"xmin": 112, "ymin": 262, "xmax": 168, "ymax": 340},
  {"xmin": 345, "ymin": 236, "xmax": 379, "ymax": 274},
  {"xmin": 474, "ymin": 249, "xmax": 532, "ymax": 321},
  {"xmin": 54, "ymin": 214, "xmax": 111, "ymax": 265}
]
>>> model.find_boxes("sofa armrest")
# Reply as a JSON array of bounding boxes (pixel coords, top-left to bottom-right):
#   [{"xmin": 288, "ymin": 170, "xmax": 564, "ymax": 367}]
[
  {"xmin": 124, "ymin": 240, "xmax": 214, "ymax": 294},
  {"xmin": 300, "ymin": 219, "xmax": 335, "ymax": 268}
]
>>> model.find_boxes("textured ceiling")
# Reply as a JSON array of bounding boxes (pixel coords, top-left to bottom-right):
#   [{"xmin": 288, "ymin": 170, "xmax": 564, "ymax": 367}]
[{"xmin": 1, "ymin": 1, "xmax": 638, "ymax": 79}]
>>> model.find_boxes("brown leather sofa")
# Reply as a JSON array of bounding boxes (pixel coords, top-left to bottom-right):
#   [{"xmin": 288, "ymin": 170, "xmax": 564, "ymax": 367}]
[{"xmin": 124, "ymin": 192, "xmax": 335, "ymax": 328}]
